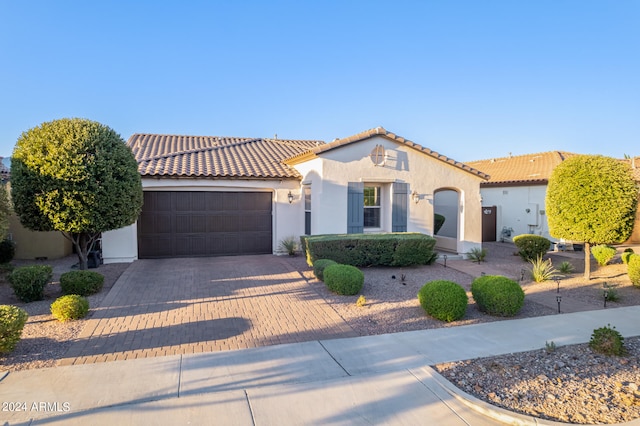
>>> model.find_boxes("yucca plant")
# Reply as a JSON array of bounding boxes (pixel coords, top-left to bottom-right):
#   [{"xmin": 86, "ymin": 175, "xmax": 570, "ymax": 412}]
[
  {"xmin": 529, "ymin": 255, "xmax": 557, "ymax": 283},
  {"xmin": 279, "ymin": 236, "xmax": 298, "ymax": 256},
  {"xmin": 466, "ymin": 247, "xmax": 487, "ymax": 263},
  {"xmin": 558, "ymin": 261, "xmax": 575, "ymax": 274}
]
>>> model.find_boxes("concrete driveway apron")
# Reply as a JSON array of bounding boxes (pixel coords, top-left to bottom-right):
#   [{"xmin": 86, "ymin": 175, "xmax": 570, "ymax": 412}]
[{"xmin": 59, "ymin": 255, "xmax": 357, "ymax": 365}]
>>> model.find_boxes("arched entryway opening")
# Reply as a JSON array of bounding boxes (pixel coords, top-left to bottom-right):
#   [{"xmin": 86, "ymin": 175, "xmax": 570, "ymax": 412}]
[{"xmin": 434, "ymin": 188, "xmax": 460, "ymax": 252}]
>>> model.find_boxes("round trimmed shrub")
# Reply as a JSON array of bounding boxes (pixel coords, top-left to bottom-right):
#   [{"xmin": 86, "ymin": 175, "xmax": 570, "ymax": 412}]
[
  {"xmin": 471, "ymin": 275, "xmax": 525, "ymax": 317},
  {"xmin": 513, "ymin": 234, "xmax": 551, "ymax": 261},
  {"xmin": 592, "ymin": 245, "xmax": 617, "ymax": 266},
  {"xmin": 50, "ymin": 295, "xmax": 89, "ymax": 322},
  {"xmin": 0, "ymin": 305, "xmax": 28, "ymax": 353},
  {"xmin": 417, "ymin": 280, "xmax": 467, "ymax": 322},
  {"xmin": 60, "ymin": 270, "xmax": 104, "ymax": 296},
  {"xmin": 622, "ymin": 249, "xmax": 635, "ymax": 265},
  {"xmin": 9, "ymin": 265, "xmax": 53, "ymax": 302},
  {"xmin": 589, "ymin": 324, "xmax": 626, "ymax": 356},
  {"xmin": 0, "ymin": 239, "xmax": 16, "ymax": 264},
  {"xmin": 628, "ymin": 254, "xmax": 640, "ymax": 287},
  {"xmin": 313, "ymin": 259, "xmax": 338, "ymax": 282},
  {"xmin": 323, "ymin": 264, "xmax": 364, "ymax": 295}
]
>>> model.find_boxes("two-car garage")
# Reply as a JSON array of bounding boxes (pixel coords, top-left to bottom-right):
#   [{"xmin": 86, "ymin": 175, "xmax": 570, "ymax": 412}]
[{"xmin": 137, "ymin": 191, "xmax": 273, "ymax": 258}]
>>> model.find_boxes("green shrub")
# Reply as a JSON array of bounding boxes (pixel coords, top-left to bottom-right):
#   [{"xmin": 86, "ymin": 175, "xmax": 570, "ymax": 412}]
[
  {"xmin": 0, "ymin": 239, "xmax": 16, "ymax": 264},
  {"xmin": 558, "ymin": 261, "xmax": 575, "ymax": 274},
  {"xmin": 621, "ymin": 250, "xmax": 634, "ymax": 265},
  {"xmin": 50, "ymin": 295, "xmax": 89, "ymax": 321},
  {"xmin": 589, "ymin": 324, "xmax": 626, "ymax": 356},
  {"xmin": 603, "ymin": 283, "xmax": 620, "ymax": 302},
  {"xmin": 9, "ymin": 265, "xmax": 53, "ymax": 302},
  {"xmin": 312, "ymin": 259, "xmax": 337, "ymax": 282},
  {"xmin": 466, "ymin": 247, "xmax": 486, "ymax": 263},
  {"xmin": 471, "ymin": 275, "xmax": 525, "ymax": 317},
  {"xmin": 279, "ymin": 236, "xmax": 297, "ymax": 255},
  {"xmin": 529, "ymin": 255, "xmax": 557, "ymax": 283},
  {"xmin": 60, "ymin": 271, "xmax": 104, "ymax": 296},
  {"xmin": 417, "ymin": 280, "xmax": 467, "ymax": 322},
  {"xmin": 592, "ymin": 245, "xmax": 617, "ymax": 266},
  {"xmin": 512, "ymin": 234, "xmax": 551, "ymax": 262},
  {"xmin": 302, "ymin": 233, "xmax": 437, "ymax": 267},
  {"xmin": 323, "ymin": 264, "xmax": 364, "ymax": 295},
  {"xmin": 0, "ymin": 305, "xmax": 28, "ymax": 353},
  {"xmin": 628, "ymin": 254, "xmax": 640, "ymax": 287}
]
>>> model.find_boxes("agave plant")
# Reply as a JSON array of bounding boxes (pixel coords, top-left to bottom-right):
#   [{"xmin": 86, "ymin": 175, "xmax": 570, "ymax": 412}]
[{"xmin": 529, "ymin": 255, "xmax": 557, "ymax": 283}]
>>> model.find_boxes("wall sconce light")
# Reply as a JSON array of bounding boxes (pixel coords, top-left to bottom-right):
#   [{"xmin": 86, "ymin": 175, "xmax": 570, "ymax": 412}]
[
  {"xmin": 411, "ymin": 190, "xmax": 420, "ymax": 204},
  {"xmin": 287, "ymin": 191, "xmax": 294, "ymax": 204}
]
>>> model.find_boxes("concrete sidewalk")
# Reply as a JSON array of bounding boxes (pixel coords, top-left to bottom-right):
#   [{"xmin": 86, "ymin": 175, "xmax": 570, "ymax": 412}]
[{"xmin": 2, "ymin": 306, "xmax": 640, "ymax": 425}]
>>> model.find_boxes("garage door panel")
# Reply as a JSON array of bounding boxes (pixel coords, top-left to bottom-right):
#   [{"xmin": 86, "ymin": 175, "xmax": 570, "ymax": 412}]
[
  {"xmin": 206, "ymin": 193, "xmax": 224, "ymax": 211},
  {"xmin": 139, "ymin": 236, "xmax": 172, "ymax": 258},
  {"xmin": 239, "ymin": 214, "xmax": 271, "ymax": 232},
  {"xmin": 191, "ymin": 215, "xmax": 207, "ymax": 233},
  {"xmin": 208, "ymin": 215, "xmax": 239, "ymax": 232},
  {"xmin": 148, "ymin": 192, "xmax": 172, "ymax": 211},
  {"xmin": 207, "ymin": 233, "xmax": 240, "ymax": 254},
  {"xmin": 175, "ymin": 214, "xmax": 191, "ymax": 233},
  {"xmin": 240, "ymin": 232, "xmax": 271, "ymax": 253},
  {"xmin": 175, "ymin": 193, "xmax": 192, "ymax": 211},
  {"xmin": 138, "ymin": 191, "xmax": 273, "ymax": 258},
  {"xmin": 222, "ymin": 193, "xmax": 239, "ymax": 210}
]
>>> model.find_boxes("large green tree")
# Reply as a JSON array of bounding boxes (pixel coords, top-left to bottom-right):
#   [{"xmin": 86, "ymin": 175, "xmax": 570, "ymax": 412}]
[
  {"xmin": 546, "ymin": 155, "xmax": 638, "ymax": 279},
  {"xmin": 0, "ymin": 183, "xmax": 11, "ymax": 241},
  {"xmin": 11, "ymin": 118, "xmax": 143, "ymax": 269}
]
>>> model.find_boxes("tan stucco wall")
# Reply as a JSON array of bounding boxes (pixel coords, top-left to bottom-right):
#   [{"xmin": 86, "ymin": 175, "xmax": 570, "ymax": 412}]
[{"xmin": 8, "ymin": 214, "xmax": 72, "ymax": 260}]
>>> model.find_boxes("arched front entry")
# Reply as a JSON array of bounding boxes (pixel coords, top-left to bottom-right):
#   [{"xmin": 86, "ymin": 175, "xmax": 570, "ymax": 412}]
[{"xmin": 434, "ymin": 188, "xmax": 460, "ymax": 253}]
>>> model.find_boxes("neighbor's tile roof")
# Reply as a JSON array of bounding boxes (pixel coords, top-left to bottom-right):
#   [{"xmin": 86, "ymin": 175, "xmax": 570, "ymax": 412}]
[
  {"xmin": 128, "ymin": 134, "xmax": 324, "ymax": 179},
  {"xmin": 466, "ymin": 151, "xmax": 579, "ymax": 186},
  {"xmin": 284, "ymin": 126, "xmax": 489, "ymax": 180}
]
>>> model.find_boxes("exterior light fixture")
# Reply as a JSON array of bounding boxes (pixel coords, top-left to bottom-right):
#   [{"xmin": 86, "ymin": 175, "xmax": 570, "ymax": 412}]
[
  {"xmin": 411, "ymin": 190, "xmax": 420, "ymax": 204},
  {"xmin": 287, "ymin": 191, "xmax": 294, "ymax": 204}
]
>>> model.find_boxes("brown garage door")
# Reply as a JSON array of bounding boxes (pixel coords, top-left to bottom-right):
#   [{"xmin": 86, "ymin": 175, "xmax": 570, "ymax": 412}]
[{"xmin": 137, "ymin": 191, "xmax": 272, "ymax": 258}]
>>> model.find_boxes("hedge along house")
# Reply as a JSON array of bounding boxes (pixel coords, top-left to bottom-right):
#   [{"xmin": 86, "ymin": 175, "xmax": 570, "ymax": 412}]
[{"xmin": 100, "ymin": 127, "xmax": 488, "ymax": 263}]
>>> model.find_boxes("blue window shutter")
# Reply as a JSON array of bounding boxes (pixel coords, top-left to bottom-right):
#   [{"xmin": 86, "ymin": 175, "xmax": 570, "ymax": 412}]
[
  {"xmin": 347, "ymin": 182, "xmax": 364, "ymax": 234},
  {"xmin": 392, "ymin": 182, "xmax": 408, "ymax": 232}
]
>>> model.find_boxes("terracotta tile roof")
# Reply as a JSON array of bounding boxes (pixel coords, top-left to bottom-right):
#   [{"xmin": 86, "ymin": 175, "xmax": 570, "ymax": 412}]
[
  {"xmin": 127, "ymin": 134, "xmax": 323, "ymax": 179},
  {"xmin": 466, "ymin": 151, "xmax": 579, "ymax": 186},
  {"xmin": 284, "ymin": 127, "xmax": 489, "ymax": 180}
]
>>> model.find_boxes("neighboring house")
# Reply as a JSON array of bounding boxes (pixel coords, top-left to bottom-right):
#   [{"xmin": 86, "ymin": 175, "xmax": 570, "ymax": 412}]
[
  {"xmin": 101, "ymin": 127, "xmax": 489, "ymax": 263},
  {"xmin": 2, "ymin": 164, "xmax": 73, "ymax": 260},
  {"xmin": 467, "ymin": 152, "xmax": 640, "ymax": 244}
]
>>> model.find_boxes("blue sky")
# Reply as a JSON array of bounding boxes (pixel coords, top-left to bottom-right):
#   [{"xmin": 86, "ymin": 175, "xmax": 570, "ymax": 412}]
[{"xmin": 0, "ymin": 1, "xmax": 638, "ymax": 161}]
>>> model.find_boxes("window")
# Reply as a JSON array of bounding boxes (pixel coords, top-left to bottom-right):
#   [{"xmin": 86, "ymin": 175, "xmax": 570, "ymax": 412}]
[
  {"xmin": 363, "ymin": 186, "xmax": 381, "ymax": 228},
  {"xmin": 304, "ymin": 185, "xmax": 311, "ymax": 235}
]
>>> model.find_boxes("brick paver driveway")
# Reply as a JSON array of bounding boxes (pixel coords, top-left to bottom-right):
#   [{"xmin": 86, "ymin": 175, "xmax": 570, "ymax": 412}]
[{"xmin": 59, "ymin": 255, "xmax": 357, "ymax": 365}]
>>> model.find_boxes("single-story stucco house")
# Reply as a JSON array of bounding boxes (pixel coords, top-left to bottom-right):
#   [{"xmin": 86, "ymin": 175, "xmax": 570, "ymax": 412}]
[
  {"xmin": 101, "ymin": 127, "xmax": 489, "ymax": 263},
  {"xmin": 466, "ymin": 152, "xmax": 640, "ymax": 244}
]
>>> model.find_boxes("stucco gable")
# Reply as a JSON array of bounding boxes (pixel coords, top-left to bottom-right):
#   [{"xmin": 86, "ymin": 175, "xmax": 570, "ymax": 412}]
[{"xmin": 284, "ymin": 127, "xmax": 489, "ymax": 180}]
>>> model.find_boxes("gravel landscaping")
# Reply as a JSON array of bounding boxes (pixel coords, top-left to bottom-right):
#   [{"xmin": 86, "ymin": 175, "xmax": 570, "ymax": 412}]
[{"xmin": 1, "ymin": 241, "xmax": 640, "ymax": 424}]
